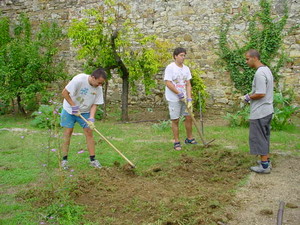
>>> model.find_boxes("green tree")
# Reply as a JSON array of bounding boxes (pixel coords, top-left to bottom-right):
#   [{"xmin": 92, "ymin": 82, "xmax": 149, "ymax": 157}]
[
  {"xmin": 68, "ymin": 0, "xmax": 170, "ymax": 121},
  {"xmin": 0, "ymin": 13, "xmax": 66, "ymax": 115},
  {"xmin": 217, "ymin": 0, "xmax": 290, "ymax": 94}
]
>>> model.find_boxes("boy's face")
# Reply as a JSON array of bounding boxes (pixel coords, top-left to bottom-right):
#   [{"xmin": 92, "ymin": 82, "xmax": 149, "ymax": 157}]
[
  {"xmin": 174, "ymin": 52, "xmax": 186, "ymax": 64},
  {"xmin": 90, "ymin": 77, "xmax": 106, "ymax": 87}
]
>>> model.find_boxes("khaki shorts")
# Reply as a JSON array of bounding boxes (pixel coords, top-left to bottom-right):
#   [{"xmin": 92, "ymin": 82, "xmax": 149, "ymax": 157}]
[{"xmin": 168, "ymin": 101, "xmax": 189, "ymax": 120}]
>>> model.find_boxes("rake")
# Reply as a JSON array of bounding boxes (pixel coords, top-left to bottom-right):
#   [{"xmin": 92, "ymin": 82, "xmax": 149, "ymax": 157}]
[
  {"xmin": 184, "ymin": 102, "xmax": 215, "ymax": 147},
  {"xmin": 79, "ymin": 115, "xmax": 136, "ymax": 168}
]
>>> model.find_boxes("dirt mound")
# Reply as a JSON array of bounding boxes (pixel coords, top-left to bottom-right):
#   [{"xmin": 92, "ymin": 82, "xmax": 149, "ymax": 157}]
[{"xmin": 70, "ymin": 150, "xmax": 252, "ymax": 224}]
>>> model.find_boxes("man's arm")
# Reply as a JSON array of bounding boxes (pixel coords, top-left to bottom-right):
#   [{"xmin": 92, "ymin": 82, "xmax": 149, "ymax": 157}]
[
  {"xmin": 62, "ymin": 88, "xmax": 76, "ymax": 106},
  {"xmin": 186, "ymin": 80, "xmax": 192, "ymax": 99},
  {"xmin": 249, "ymin": 93, "xmax": 265, "ymax": 100},
  {"xmin": 165, "ymin": 80, "xmax": 180, "ymax": 94},
  {"xmin": 89, "ymin": 104, "xmax": 97, "ymax": 119}
]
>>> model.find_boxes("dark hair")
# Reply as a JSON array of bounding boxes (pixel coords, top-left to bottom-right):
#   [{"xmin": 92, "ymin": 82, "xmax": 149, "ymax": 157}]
[
  {"xmin": 247, "ymin": 49, "xmax": 260, "ymax": 60},
  {"xmin": 91, "ymin": 68, "xmax": 107, "ymax": 80},
  {"xmin": 173, "ymin": 47, "xmax": 187, "ymax": 59}
]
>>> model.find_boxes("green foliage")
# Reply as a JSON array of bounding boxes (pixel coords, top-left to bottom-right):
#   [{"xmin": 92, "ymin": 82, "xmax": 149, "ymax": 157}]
[
  {"xmin": 224, "ymin": 105, "xmax": 250, "ymax": 127},
  {"xmin": 152, "ymin": 120, "xmax": 171, "ymax": 131},
  {"xmin": 31, "ymin": 104, "xmax": 62, "ymax": 129},
  {"xmin": 0, "ymin": 99, "xmax": 10, "ymax": 115},
  {"xmin": 225, "ymin": 91, "xmax": 299, "ymax": 130},
  {"xmin": 0, "ymin": 13, "xmax": 66, "ymax": 114},
  {"xmin": 272, "ymin": 91, "xmax": 299, "ymax": 130},
  {"xmin": 40, "ymin": 201, "xmax": 85, "ymax": 225},
  {"xmin": 68, "ymin": 1, "xmax": 171, "ymax": 94},
  {"xmin": 217, "ymin": 0, "xmax": 290, "ymax": 93},
  {"xmin": 185, "ymin": 61, "xmax": 208, "ymax": 111},
  {"xmin": 95, "ymin": 106, "xmax": 104, "ymax": 120}
]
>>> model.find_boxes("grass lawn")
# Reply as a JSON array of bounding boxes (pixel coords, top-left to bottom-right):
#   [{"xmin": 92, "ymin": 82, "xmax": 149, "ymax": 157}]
[{"xmin": 0, "ymin": 113, "xmax": 299, "ymax": 225}]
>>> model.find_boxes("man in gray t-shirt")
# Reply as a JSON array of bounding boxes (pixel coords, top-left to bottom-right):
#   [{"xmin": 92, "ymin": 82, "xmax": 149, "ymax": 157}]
[{"xmin": 244, "ymin": 49, "xmax": 274, "ymax": 174}]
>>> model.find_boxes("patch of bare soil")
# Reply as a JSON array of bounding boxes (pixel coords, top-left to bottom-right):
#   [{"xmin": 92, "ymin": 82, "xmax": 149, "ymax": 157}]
[
  {"xmin": 226, "ymin": 156, "xmax": 300, "ymax": 225},
  {"xmin": 70, "ymin": 150, "xmax": 253, "ymax": 224},
  {"xmin": 124, "ymin": 106, "xmax": 229, "ymax": 127}
]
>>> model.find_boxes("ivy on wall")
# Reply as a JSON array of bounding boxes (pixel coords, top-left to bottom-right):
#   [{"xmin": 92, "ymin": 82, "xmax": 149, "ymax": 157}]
[{"xmin": 217, "ymin": 0, "xmax": 290, "ymax": 94}]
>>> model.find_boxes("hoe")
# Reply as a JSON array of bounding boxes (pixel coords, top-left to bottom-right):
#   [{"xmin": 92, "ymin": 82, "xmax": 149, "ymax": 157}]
[
  {"xmin": 79, "ymin": 115, "xmax": 136, "ymax": 168},
  {"xmin": 184, "ymin": 102, "xmax": 215, "ymax": 147}
]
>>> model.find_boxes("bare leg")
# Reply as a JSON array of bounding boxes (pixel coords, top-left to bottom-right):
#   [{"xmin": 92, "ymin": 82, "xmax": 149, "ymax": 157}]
[
  {"xmin": 62, "ymin": 128, "xmax": 73, "ymax": 157},
  {"xmin": 261, "ymin": 154, "xmax": 270, "ymax": 161},
  {"xmin": 83, "ymin": 128, "xmax": 95, "ymax": 156},
  {"xmin": 184, "ymin": 115, "xmax": 193, "ymax": 139},
  {"xmin": 171, "ymin": 119, "xmax": 180, "ymax": 142}
]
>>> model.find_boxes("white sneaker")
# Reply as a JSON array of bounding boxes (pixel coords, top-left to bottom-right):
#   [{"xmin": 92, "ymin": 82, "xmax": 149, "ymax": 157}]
[
  {"xmin": 250, "ymin": 164, "xmax": 271, "ymax": 174},
  {"xmin": 61, "ymin": 160, "xmax": 69, "ymax": 170},
  {"xmin": 257, "ymin": 160, "xmax": 272, "ymax": 169},
  {"xmin": 90, "ymin": 160, "xmax": 102, "ymax": 168}
]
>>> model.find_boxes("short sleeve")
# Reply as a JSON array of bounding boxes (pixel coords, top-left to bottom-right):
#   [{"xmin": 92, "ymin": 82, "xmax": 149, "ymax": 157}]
[{"xmin": 254, "ymin": 73, "xmax": 267, "ymax": 94}]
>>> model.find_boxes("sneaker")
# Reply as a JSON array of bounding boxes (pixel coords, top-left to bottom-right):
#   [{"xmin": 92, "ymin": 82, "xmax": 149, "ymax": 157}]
[
  {"xmin": 90, "ymin": 160, "xmax": 102, "ymax": 168},
  {"xmin": 250, "ymin": 164, "xmax": 271, "ymax": 174},
  {"xmin": 257, "ymin": 160, "xmax": 272, "ymax": 169},
  {"xmin": 61, "ymin": 160, "xmax": 69, "ymax": 170}
]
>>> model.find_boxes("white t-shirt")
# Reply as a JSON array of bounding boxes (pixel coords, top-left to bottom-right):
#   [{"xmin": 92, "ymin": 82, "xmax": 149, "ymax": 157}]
[
  {"xmin": 164, "ymin": 62, "xmax": 192, "ymax": 102},
  {"xmin": 63, "ymin": 74, "xmax": 104, "ymax": 114}
]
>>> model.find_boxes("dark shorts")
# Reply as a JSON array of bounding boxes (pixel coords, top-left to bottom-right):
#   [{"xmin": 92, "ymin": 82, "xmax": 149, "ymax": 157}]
[
  {"xmin": 60, "ymin": 109, "xmax": 90, "ymax": 128},
  {"xmin": 249, "ymin": 113, "xmax": 273, "ymax": 155}
]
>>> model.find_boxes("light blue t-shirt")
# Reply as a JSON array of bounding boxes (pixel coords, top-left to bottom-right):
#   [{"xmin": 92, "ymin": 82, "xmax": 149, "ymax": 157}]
[{"xmin": 250, "ymin": 66, "xmax": 274, "ymax": 119}]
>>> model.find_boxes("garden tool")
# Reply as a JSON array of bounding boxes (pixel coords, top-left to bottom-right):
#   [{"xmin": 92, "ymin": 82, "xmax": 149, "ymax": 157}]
[
  {"xmin": 79, "ymin": 114, "xmax": 136, "ymax": 168},
  {"xmin": 184, "ymin": 100, "xmax": 215, "ymax": 147},
  {"xmin": 198, "ymin": 91, "xmax": 204, "ymax": 135}
]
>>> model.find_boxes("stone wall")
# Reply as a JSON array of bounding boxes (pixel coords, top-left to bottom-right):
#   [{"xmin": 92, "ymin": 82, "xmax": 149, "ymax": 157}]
[{"xmin": 1, "ymin": 0, "xmax": 299, "ymax": 114}]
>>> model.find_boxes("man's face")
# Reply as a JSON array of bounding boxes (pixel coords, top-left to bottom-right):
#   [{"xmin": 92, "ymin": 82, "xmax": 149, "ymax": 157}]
[
  {"xmin": 175, "ymin": 52, "xmax": 186, "ymax": 64},
  {"xmin": 91, "ymin": 77, "xmax": 105, "ymax": 87},
  {"xmin": 245, "ymin": 53, "xmax": 255, "ymax": 68}
]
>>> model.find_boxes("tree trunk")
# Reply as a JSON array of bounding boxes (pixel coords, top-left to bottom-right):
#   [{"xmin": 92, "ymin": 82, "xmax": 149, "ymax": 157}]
[
  {"xmin": 111, "ymin": 30, "xmax": 130, "ymax": 121},
  {"xmin": 16, "ymin": 95, "xmax": 26, "ymax": 115},
  {"xmin": 121, "ymin": 72, "xmax": 129, "ymax": 121},
  {"xmin": 103, "ymin": 80, "xmax": 108, "ymax": 119}
]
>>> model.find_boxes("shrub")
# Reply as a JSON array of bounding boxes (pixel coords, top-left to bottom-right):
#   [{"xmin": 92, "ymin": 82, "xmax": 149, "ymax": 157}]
[
  {"xmin": 224, "ymin": 105, "xmax": 250, "ymax": 127},
  {"xmin": 152, "ymin": 120, "xmax": 171, "ymax": 132},
  {"xmin": 31, "ymin": 104, "xmax": 62, "ymax": 129},
  {"xmin": 272, "ymin": 92, "xmax": 299, "ymax": 130},
  {"xmin": 225, "ymin": 91, "xmax": 299, "ymax": 130}
]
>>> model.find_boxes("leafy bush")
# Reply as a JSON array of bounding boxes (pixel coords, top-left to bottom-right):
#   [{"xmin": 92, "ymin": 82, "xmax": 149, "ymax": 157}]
[
  {"xmin": 217, "ymin": 0, "xmax": 290, "ymax": 94},
  {"xmin": 272, "ymin": 92, "xmax": 299, "ymax": 130},
  {"xmin": 95, "ymin": 106, "xmax": 104, "ymax": 120},
  {"xmin": 185, "ymin": 61, "xmax": 208, "ymax": 112},
  {"xmin": 225, "ymin": 91, "xmax": 299, "ymax": 130},
  {"xmin": 224, "ymin": 105, "xmax": 250, "ymax": 127},
  {"xmin": 31, "ymin": 104, "xmax": 62, "ymax": 129},
  {"xmin": 152, "ymin": 120, "xmax": 171, "ymax": 131},
  {"xmin": 0, "ymin": 13, "xmax": 66, "ymax": 115},
  {"xmin": 0, "ymin": 99, "xmax": 10, "ymax": 115}
]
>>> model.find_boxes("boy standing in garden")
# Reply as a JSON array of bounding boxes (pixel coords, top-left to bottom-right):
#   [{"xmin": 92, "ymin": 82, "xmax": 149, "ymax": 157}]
[
  {"xmin": 60, "ymin": 68, "xmax": 107, "ymax": 169},
  {"xmin": 244, "ymin": 49, "xmax": 274, "ymax": 174},
  {"xmin": 164, "ymin": 47, "xmax": 197, "ymax": 150}
]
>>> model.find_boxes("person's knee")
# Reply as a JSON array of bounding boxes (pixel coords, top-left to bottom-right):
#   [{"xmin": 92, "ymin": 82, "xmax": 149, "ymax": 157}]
[
  {"xmin": 171, "ymin": 118, "xmax": 179, "ymax": 124},
  {"xmin": 64, "ymin": 128, "xmax": 73, "ymax": 137},
  {"xmin": 84, "ymin": 128, "xmax": 93, "ymax": 138},
  {"xmin": 185, "ymin": 115, "xmax": 192, "ymax": 121}
]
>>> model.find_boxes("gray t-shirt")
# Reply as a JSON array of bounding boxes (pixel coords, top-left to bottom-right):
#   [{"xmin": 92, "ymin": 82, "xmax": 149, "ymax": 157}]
[{"xmin": 250, "ymin": 66, "xmax": 274, "ymax": 120}]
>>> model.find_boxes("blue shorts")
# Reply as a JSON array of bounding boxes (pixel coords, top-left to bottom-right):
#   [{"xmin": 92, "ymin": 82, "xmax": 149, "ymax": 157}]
[{"xmin": 60, "ymin": 109, "xmax": 90, "ymax": 128}]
